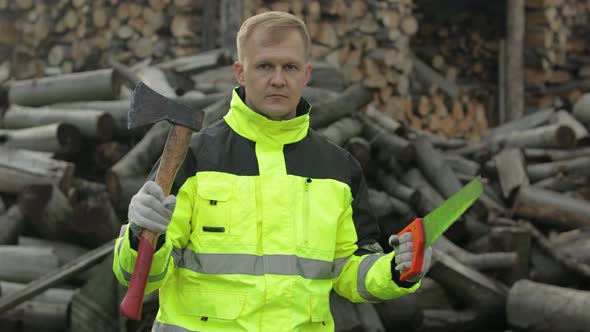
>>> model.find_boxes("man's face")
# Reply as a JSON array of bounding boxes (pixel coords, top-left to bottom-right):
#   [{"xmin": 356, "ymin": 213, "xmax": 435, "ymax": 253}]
[{"xmin": 234, "ymin": 28, "xmax": 312, "ymax": 121}]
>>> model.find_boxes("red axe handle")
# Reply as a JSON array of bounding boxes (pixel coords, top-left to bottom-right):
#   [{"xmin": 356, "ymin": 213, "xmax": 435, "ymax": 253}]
[{"xmin": 120, "ymin": 125, "xmax": 193, "ymax": 320}]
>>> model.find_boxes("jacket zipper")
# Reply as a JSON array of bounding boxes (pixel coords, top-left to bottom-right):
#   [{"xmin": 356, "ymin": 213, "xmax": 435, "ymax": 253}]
[{"xmin": 302, "ymin": 178, "xmax": 311, "ymax": 246}]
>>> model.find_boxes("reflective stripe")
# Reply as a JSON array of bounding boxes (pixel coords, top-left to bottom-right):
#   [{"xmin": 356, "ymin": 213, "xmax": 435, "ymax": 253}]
[
  {"xmin": 152, "ymin": 321, "xmax": 196, "ymax": 332},
  {"xmin": 357, "ymin": 254, "xmax": 384, "ymax": 302},
  {"xmin": 117, "ymin": 237, "xmax": 171, "ymax": 282},
  {"xmin": 332, "ymin": 257, "xmax": 349, "ymax": 277},
  {"xmin": 178, "ymin": 249, "xmax": 333, "ymax": 280}
]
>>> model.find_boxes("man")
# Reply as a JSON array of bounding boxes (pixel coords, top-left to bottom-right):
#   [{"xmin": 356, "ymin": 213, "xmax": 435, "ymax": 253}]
[{"xmin": 114, "ymin": 11, "xmax": 432, "ymax": 332}]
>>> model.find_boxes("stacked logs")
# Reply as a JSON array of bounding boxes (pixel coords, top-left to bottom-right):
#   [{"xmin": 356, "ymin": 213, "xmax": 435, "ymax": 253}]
[
  {"xmin": 525, "ymin": 0, "xmax": 590, "ymax": 109},
  {"xmin": 1, "ymin": 57, "xmax": 590, "ymax": 331},
  {"xmin": 1, "ymin": 0, "xmax": 219, "ymax": 79}
]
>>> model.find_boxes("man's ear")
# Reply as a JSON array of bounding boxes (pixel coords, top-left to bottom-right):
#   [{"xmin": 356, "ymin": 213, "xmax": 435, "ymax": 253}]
[
  {"xmin": 234, "ymin": 61, "xmax": 245, "ymax": 85},
  {"xmin": 304, "ymin": 63, "xmax": 312, "ymax": 85}
]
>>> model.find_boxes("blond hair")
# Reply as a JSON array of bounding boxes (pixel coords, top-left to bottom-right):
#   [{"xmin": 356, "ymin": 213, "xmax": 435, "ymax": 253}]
[{"xmin": 236, "ymin": 11, "xmax": 311, "ymax": 63}]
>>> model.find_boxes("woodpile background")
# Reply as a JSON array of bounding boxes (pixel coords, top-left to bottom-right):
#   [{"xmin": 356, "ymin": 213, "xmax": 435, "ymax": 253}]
[{"xmin": 0, "ymin": 0, "xmax": 590, "ymax": 332}]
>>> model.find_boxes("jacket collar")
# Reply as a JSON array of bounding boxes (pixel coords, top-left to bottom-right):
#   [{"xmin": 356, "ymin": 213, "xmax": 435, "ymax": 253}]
[{"xmin": 224, "ymin": 87, "xmax": 311, "ymax": 145}]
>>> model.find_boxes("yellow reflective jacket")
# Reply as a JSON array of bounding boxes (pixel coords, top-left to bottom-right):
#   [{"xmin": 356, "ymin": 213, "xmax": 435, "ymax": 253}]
[{"xmin": 114, "ymin": 87, "xmax": 421, "ymax": 331}]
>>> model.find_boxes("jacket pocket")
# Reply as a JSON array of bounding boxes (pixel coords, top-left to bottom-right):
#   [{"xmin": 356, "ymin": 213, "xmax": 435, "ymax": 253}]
[
  {"xmin": 194, "ymin": 173, "xmax": 258, "ymax": 247},
  {"xmin": 179, "ymin": 288, "xmax": 246, "ymax": 320}
]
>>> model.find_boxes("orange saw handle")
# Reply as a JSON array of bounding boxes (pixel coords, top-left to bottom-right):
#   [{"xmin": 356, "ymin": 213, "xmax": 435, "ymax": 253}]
[{"xmin": 396, "ymin": 218, "xmax": 425, "ymax": 281}]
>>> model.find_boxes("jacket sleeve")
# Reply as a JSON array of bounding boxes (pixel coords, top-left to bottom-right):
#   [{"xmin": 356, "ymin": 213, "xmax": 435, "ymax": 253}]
[
  {"xmin": 332, "ymin": 155, "xmax": 421, "ymax": 303},
  {"xmin": 112, "ymin": 163, "xmax": 197, "ymax": 295}
]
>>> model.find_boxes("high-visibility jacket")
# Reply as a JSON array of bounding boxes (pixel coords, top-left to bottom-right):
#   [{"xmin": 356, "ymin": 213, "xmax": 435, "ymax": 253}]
[{"xmin": 113, "ymin": 87, "xmax": 421, "ymax": 332}]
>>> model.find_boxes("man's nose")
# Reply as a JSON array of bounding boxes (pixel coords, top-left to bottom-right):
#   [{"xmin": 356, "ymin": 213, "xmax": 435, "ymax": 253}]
[{"xmin": 270, "ymin": 69, "xmax": 286, "ymax": 86}]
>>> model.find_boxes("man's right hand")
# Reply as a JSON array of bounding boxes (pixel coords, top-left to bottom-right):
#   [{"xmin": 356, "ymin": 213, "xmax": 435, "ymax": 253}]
[{"xmin": 128, "ymin": 181, "xmax": 176, "ymax": 236}]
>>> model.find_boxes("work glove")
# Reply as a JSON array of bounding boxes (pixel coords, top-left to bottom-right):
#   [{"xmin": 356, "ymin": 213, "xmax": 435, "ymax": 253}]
[
  {"xmin": 389, "ymin": 232, "xmax": 432, "ymax": 283},
  {"xmin": 128, "ymin": 181, "xmax": 176, "ymax": 237}
]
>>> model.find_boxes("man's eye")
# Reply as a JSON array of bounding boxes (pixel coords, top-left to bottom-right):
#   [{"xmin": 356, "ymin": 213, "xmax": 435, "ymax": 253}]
[
  {"xmin": 286, "ymin": 64, "xmax": 298, "ymax": 70},
  {"xmin": 258, "ymin": 64, "xmax": 270, "ymax": 69}
]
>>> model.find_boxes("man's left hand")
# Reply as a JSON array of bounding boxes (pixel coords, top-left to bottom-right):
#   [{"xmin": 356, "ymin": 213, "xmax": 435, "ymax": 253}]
[{"xmin": 388, "ymin": 232, "xmax": 432, "ymax": 283}]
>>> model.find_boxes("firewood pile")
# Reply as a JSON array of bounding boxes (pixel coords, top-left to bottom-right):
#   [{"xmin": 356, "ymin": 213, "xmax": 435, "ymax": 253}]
[
  {"xmin": 1, "ymin": 52, "xmax": 590, "ymax": 331},
  {"xmin": 0, "ymin": 0, "xmax": 219, "ymax": 80},
  {"xmin": 525, "ymin": 0, "xmax": 590, "ymax": 109}
]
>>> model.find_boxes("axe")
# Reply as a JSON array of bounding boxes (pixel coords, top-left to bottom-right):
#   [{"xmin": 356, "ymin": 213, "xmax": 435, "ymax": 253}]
[{"xmin": 120, "ymin": 82, "xmax": 204, "ymax": 320}]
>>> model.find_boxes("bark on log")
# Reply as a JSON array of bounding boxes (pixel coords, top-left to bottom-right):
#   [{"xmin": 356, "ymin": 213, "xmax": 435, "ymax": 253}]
[
  {"xmin": 8, "ymin": 68, "xmax": 122, "ymax": 106},
  {"xmin": 428, "ymin": 249, "xmax": 508, "ymax": 312},
  {"xmin": 0, "ymin": 147, "xmax": 75, "ymax": 194},
  {"xmin": 106, "ymin": 121, "xmax": 170, "ymax": 208},
  {"xmin": 318, "ymin": 117, "xmax": 363, "ymax": 146},
  {"xmin": 202, "ymin": 96, "xmax": 232, "ymax": 127},
  {"xmin": 549, "ymin": 229, "xmax": 590, "ymax": 265},
  {"xmin": 513, "ymin": 186, "xmax": 590, "ymax": 229},
  {"xmin": 307, "ymin": 61, "xmax": 347, "ymax": 92},
  {"xmin": 533, "ymin": 174, "xmax": 588, "ymax": 192},
  {"xmin": 364, "ymin": 104, "xmax": 404, "ymax": 135},
  {"xmin": 70, "ymin": 190, "xmax": 120, "ymax": 248},
  {"xmin": 572, "ymin": 93, "xmax": 590, "ymax": 126},
  {"xmin": 373, "ymin": 278, "xmax": 453, "ymax": 331},
  {"xmin": 0, "ymin": 246, "xmax": 59, "ymax": 283},
  {"xmin": 0, "ymin": 300, "xmax": 69, "ymax": 332},
  {"xmin": 0, "ymin": 282, "xmax": 74, "ymax": 305},
  {"xmin": 413, "ymin": 136, "xmax": 462, "ymax": 198},
  {"xmin": 412, "ymin": 53, "xmax": 459, "ymax": 98},
  {"xmin": 310, "ymin": 84, "xmax": 372, "ymax": 129},
  {"xmin": 3, "ymin": 105, "xmax": 116, "ymax": 141},
  {"xmin": 156, "ymin": 48, "xmax": 231, "ymax": 73},
  {"xmin": 526, "ymin": 156, "xmax": 590, "ymax": 181},
  {"xmin": 360, "ymin": 114, "xmax": 413, "ymax": 161},
  {"xmin": 496, "ymin": 124, "xmax": 577, "ymax": 150},
  {"xmin": 494, "ymin": 148, "xmax": 529, "ymax": 199},
  {"xmin": 0, "ymin": 123, "xmax": 82, "ymax": 155},
  {"xmin": 507, "ymin": 279, "xmax": 590, "ymax": 332},
  {"xmin": 0, "ymin": 205, "xmax": 24, "ymax": 245}
]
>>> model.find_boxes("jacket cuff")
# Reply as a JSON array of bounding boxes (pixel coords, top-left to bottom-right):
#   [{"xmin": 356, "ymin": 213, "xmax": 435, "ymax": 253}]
[{"xmin": 128, "ymin": 224, "xmax": 167, "ymax": 251}]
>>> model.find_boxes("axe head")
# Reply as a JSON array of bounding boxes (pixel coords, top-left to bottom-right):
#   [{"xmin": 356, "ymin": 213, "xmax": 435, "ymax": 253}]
[{"xmin": 128, "ymin": 82, "xmax": 204, "ymax": 131}]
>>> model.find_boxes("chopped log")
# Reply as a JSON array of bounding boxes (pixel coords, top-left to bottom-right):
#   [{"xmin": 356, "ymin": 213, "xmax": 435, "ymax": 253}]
[
  {"xmin": 318, "ymin": 117, "xmax": 362, "ymax": 146},
  {"xmin": 526, "ymin": 156, "xmax": 590, "ymax": 181},
  {"xmin": 433, "ymin": 235, "xmax": 516, "ymax": 271},
  {"xmin": 533, "ymin": 174, "xmax": 588, "ymax": 192},
  {"xmin": 507, "ymin": 279, "xmax": 590, "ymax": 332},
  {"xmin": 0, "ymin": 147, "xmax": 75, "ymax": 194},
  {"xmin": 157, "ymin": 48, "xmax": 231, "ymax": 73},
  {"xmin": 376, "ymin": 169, "xmax": 420, "ymax": 205},
  {"xmin": 364, "ymin": 104, "xmax": 404, "ymax": 135},
  {"xmin": 413, "ymin": 310, "xmax": 500, "ymax": 332},
  {"xmin": 0, "ymin": 123, "xmax": 82, "ymax": 155},
  {"xmin": 494, "ymin": 148, "xmax": 529, "ymax": 199},
  {"xmin": 411, "ymin": 53, "xmax": 459, "ymax": 98},
  {"xmin": 307, "ymin": 61, "xmax": 347, "ymax": 92},
  {"xmin": 513, "ymin": 186, "xmax": 590, "ymax": 229},
  {"xmin": 70, "ymin": 189, "xmax": 120, "ymax": 248},
  {"xmin": 18, "ymin": 184, "xmax": 73, "ymax": 242},
  {"xmin": 3, "ymin": 105, "xmax": 116, "ymax": 141},
  {"xmin": 360, "ymin": 114, "xmax": 413, "ymax": 160},
  {"xmin": 413, "ymin": 136, "xmax": 462, "ymax": 198},
  {"xmin": 495, "ymin": 124, "xmax": 576, "ymax": 150},
  {"xmin": 69, "ymin": 252, "xmax": 126, "ymax": 332},
  {"xmin": 345, "ymin": 137, "xmax": 374, "ymax": 176},
  {"xmin": 8, "ymin": 68, "xmax": 122, "ymax": 107},
  {"xmin": 368, "ymin": 188, "xmax": 412, "ymax": 218},
  {"xmin": 489, "ymin": 226, "xmax": 532, "ymax": 284},
  {"xmin": 0, "ymin": 246, "xmax": 59, "ymax": 283},
  {"xmin": 428, "ymin": 249, "xmax": 508, "ymax": 312},
  {"xmin": 310, "ymin": 84, "xmax": 372, "ymax": 129},
  {"xmin": 0, "ymin": 239, "xmax": 115, "ymax": 314},
  {"xmin": 442, "ymin": 154, "xmax": 480, "ymax": 177},
  {"xmin": 0, "ymin": 205, "xmax": 24, "ymax": 245},
  {"xmin": 376, "ymin": 150, "xmax": 404, "ymax": 178},
  {"xmin": 354, "ymin": 302, "xmax": 385, "ymax": 332},
  {"xmin": 523, "ymin": 147, "xmax": 590, "ymax": 162},
  {"xmin": 0, "ymin": 282, "xmax": 74, "ymax": 305},
  {"xmin": 18, "ymin": 236, "xmax": 89, "ymax": 266},
  {"xmin": 106, "ymin": 121, "xmax": 170, "ymax": 209},
  {"xmin": 551, "ymin": 110, "xmax": 589, "ymax": 145},
  {"xmin": 572, "ymin": 93, "xmax": 590, "ymax": 126},
  {"xmin": 0, "ymin": 300, "xmax": 69, "ymax": 332},
  {"xmin": 487, "ymin": 107, "xmax": 554, "ymax": 141},
  {"xmin": 549, "ymin": 229, "xmax": 590, "ymax": 266},
  {"xmin": 373, "ymin": 278, "xmax": 453, "ymax": 330},
  {"xmin": 401, "ymin": 168, "xmax": 444, "ymax": 215}
]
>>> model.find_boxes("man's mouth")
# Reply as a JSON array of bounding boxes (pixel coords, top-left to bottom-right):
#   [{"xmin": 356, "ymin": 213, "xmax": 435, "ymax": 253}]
[{"xmin": 268, "ymin": 94, "xmax": 287, "ymax": 98}]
